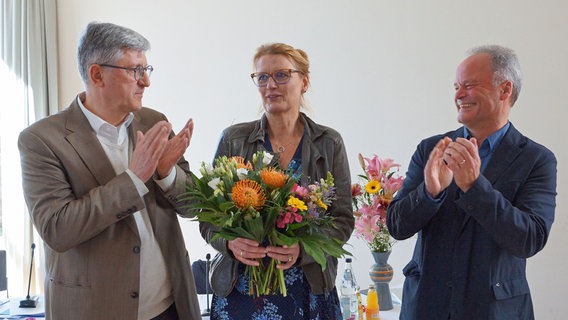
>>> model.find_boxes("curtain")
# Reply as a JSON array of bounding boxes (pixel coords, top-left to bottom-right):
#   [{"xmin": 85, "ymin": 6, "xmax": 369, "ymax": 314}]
[{"xmin": 0, "ymin": 0, "xmax": 58, "ymax": 297}]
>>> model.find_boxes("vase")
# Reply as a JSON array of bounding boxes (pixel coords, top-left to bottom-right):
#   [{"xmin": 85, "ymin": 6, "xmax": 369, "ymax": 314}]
[{"xmin": 368, "ymin": 250, "xmax": 394, "ymax": 310}]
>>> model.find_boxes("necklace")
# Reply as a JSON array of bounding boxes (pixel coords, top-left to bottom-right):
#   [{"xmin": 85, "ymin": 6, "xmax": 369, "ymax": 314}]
[
  {"xmin": 269, "ymin": 122, "xmax": 304, "ymax": 153},
  {"xmin": 274, "ymin": 141, "xmax": 294, "ymax": 153}
]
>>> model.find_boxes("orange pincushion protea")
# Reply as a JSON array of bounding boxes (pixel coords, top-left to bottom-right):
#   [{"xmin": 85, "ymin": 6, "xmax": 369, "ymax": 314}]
[
  {"xmin": 260, "ymin": 167, "xmax": 288, "ymax": 189},
  {"xmin": 230, "ymin": 156, "xmax": 253, "ymax": 170},
  {"xmin": 231, "ymin": 179, "xmax": 266, "ymax": 210}
]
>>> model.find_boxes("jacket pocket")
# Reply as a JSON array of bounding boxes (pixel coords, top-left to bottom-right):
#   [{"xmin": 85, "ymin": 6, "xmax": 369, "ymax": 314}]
[
  {"xmin": 489, "ymin": 277, "xmax": 533, "ymax": 319},
  {"xmin": 491, "ymin": 277, "xmax": 530, "ymax": 300},
  {"xmin": 401, "ymin": 260, "xmax": 421, "ymax": 311},
  {"xmin": 402, "ymin": 260, "xmax": 420, "ymax": 277},
  {"xmin": 210, "ymin": 253, "xmax": 238, "ymax": 297}
]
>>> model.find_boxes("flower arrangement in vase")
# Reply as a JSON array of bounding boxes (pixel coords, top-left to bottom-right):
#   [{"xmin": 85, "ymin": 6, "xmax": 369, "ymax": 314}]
[
  {"xmin": 351, "ymin": 153, "xmax": 404, "ymax": 253},
  {"xmin": 351, "ymin": 153, "xmax": 404, "ymax": 310}
]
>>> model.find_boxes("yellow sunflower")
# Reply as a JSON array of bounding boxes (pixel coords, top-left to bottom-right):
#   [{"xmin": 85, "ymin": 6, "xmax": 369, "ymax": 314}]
[
  {"xmin": 365, "ymin": 180, "xmax": 381, "ymax": 194},
  {"xmin": 260, "ymin": 167, "xmax": 288, "ymax": 189},
  {"xmin": 231, "ymin": 179, "xmax": 266, "ymax": 210}
]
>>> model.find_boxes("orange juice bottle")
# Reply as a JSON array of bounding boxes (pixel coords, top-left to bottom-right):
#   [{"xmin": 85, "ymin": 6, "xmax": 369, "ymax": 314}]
[{"xmin": 366, "ymin": 284, "xmax": 380, "ymax": 319}]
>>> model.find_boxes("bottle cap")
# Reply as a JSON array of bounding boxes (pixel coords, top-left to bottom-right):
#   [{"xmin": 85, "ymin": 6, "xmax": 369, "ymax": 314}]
[{"xmin": 346, "ymin": 258, "xmax": 352, "ymax": 263}]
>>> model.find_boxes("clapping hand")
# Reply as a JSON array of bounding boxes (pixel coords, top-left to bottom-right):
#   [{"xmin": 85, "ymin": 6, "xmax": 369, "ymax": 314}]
[
  {"xmin": 129, "ymin": 120, "xmax": 171, "ymax": 182},
  {"xmin": 157, "ymin": 118, "xmax": 194, "ymax": 179}
]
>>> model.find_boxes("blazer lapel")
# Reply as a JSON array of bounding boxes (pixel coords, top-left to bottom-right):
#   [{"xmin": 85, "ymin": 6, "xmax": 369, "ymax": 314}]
[
  {"xmin": 459, "ymin": 124, "xmax": 523, "ymax": 231},
  {"xmin": 481, "ymin": 125, "xmax": 524, "ymax": 185},
  {"xmin": 64, "ymin": 96, "xmax": 143, "ymax": 236},
  {"xmin": 64, "ymin": 100, "xmax": 117, "ymax": 186}
]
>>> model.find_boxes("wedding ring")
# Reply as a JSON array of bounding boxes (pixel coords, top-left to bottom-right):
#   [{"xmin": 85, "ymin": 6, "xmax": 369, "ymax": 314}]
[
  {"xmin": 288, "ymin": 255, "xmax": 292, "ymax": 262},
  {"xmin": 459, "ymin": 159, "xmax": 466, "ymax": 165},
  {"xmin": 240, "ymin": 250, "xmax": 243, "ymax": 257}
]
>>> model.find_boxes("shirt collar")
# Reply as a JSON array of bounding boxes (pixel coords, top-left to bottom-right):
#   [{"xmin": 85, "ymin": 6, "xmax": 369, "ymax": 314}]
[
  {"xmin": 463, "ymin": 121, "xmax": 510, "ymax": 154},
  {"xmin": 78, "ymin": 96, "xmax": 134, "ymax": 144}
]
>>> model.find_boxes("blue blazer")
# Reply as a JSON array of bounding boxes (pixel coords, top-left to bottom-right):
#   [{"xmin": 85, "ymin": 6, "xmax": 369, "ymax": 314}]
[{"xmin": 387, "ymin": 123, "xmax": 557, "ymax": 320}]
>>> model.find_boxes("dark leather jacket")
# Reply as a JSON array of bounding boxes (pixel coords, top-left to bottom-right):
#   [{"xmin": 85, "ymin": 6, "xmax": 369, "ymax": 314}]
[{"xmin": 199, "ymin": 113, "xmax": 354, "ymax": 296}]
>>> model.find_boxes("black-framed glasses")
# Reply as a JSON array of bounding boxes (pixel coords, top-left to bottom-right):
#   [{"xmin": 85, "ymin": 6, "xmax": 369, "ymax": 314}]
[
  {"xmin": 250, "ymin": 69, "xmax": 303, "ymax": 87},
  {"xmin": 99, "ymin": 64, "xmax": 154, "ymax": 81}
]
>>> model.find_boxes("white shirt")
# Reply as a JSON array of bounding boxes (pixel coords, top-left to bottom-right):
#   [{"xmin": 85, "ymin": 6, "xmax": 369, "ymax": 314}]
[{"xmin": 78, "ymin": 98, "xmax": 174, "ymax": 319}]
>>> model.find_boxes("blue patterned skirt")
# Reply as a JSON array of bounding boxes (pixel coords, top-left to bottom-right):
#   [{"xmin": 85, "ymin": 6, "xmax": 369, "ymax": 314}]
[{"xmin": 211, "ymin": 263, "xmax": 342, "ymax": 320}]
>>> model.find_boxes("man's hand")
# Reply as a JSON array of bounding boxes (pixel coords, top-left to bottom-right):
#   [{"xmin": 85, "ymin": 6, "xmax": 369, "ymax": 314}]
[
  {"xmin": 443, "ymin": 137, "xmax": 480, "ymax": 192},
  {"xmin": 424, "ymin": 137, "xmax": 454, "ymax": 198},
  {"xmin": 129, "ymin": 121, "xmax": 171, "ymax": 182},
  {"xmin": 157, "ymin": 118, "xmax": 194, "ymax": 179}
]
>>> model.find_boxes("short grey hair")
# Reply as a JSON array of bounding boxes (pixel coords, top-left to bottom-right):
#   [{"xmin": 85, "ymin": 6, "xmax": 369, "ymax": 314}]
[
  {"xmin": 77, "ymin": 22, "xmax": 150, "ymax": 85},
  {"xmin": 468, "ymin": 45, "xmax": 522, "ymax": 106}
]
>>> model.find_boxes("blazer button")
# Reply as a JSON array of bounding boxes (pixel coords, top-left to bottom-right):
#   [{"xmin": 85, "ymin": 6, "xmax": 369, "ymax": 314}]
[
  {"xmin": 130, "ymin": 291, "xmax": 139, "ymax": 298},
  {"xmin": 133, "ymin": 246, "xmax": 141, "ymax": 254},
  {"xmin": 116, "ymin": 214, "xmax": 124, "ymax": 219}
]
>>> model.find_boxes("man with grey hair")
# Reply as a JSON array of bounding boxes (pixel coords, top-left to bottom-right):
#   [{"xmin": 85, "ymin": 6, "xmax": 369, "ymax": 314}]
[
  {"xmin": 18, "ymin": 22, "xmax": 201, "ymax": 319},
  {"xmin": 387, "ymin": 45, "xmax": 557, "ymax": 319}
]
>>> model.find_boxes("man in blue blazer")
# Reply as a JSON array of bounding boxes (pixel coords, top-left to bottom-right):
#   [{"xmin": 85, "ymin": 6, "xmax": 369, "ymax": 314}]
[{"xmin": 387, "ymin": 45, "xmax": 557, "ymax": 319}]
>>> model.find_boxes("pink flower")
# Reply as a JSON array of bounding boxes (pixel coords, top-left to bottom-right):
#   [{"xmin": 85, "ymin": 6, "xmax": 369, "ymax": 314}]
[
  {"xmin": 364, "ymin": 155, "xmax": 400, "ymax": 181},
  {"xmin": 292, "ymin": 183, "xmax": 309, "ymax": 199},
  {"xmin": 360, "ymin": 198, "xmax": 387, "ymax": 223},
  {"xmin": 351, "ymin": 184, "xmax": 363, "ymax": 197},
  {"xmin": 354, "ymin": 214, "xmax": 377, "ymax": 243},
  {"xmin": 277, "ymin": 207, "xmax": 303, "ymax": 228},
  {"xmin": 381, "ymin": 175, "xmax": 404, "ymax": 204}
]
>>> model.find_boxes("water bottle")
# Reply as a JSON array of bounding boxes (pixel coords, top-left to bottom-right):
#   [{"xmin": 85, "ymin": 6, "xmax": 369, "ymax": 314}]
[{"xmin": 340, "ymin": 258, "xmax": 358, "ymax": 320}]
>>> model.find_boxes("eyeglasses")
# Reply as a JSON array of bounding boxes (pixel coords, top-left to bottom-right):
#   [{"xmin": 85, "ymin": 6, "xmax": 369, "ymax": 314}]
[
  {"xmin": 99, "ymin": 64, "xmax": 154, "ymax": 81},
  {"xmin": 250, "ymin": 69, "xmax": 303, "ymax": 87}
]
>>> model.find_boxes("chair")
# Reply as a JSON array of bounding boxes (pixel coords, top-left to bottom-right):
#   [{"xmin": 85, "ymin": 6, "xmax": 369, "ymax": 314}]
[{"xmin": 191, "ymin": 259, "xmax": 212, "ymax": 294}]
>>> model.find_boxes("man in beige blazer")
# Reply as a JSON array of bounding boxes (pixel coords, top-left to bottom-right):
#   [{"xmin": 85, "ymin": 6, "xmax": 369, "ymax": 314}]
[{"xmin": 18, "ymin": 22, "xmax": 201, "ymax": 319}]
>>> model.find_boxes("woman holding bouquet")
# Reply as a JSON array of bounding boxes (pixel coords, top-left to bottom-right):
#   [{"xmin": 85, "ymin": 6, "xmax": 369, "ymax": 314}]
[{"xmin": 199, "ymin": 42, "xmax": 354, "ymax": 319}]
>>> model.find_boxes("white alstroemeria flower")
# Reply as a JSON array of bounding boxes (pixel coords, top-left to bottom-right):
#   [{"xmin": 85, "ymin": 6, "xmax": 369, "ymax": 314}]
[
  {"xmin": 208, "ymin": 177, "xmax": 222, "ymax": 192},
  {"xmin": 200, "ymin": 163, "xmax": 214, "ymax": 176},
  {"xmin": 262, "ymin": 151, "xmax": 274, "ymax": 165},
  {"xmin": 236, "ymin": 168, "xmax": 249, "ymax": 180}
]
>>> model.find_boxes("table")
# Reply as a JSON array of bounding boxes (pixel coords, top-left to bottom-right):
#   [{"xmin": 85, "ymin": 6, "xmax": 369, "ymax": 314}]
[
  {"xmin": 0, "ymin": 296, "xmax": 45, "ymax": 319},
  {"xmin": 352, "ymin": 291, "xmax": 401, "ymax": 320},
  {"xmin": 375, "ymin": 303, "xmax": 401, "ymax": 320}
]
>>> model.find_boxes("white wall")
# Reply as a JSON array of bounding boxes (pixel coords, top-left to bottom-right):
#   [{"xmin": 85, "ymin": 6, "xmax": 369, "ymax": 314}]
[{"xmin": 56, "ymin": 1, "xmax": 568, "ymax": 318}]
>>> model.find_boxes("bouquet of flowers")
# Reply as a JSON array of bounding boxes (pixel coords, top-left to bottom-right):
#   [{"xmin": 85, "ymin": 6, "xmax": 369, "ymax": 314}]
[
  {"xmin": 351, "ymin": 153, "xmax": 404, "ymax": 253},
  {"xmin": 182, "ymin": 151, "xmax": 349, "ymax": 297}
]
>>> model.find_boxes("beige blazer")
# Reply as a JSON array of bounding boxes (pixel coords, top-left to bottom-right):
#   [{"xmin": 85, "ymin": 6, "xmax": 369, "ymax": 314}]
[{"xmin": 18, "ymin": 94, "xmax": 201, "ymax": 319}]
